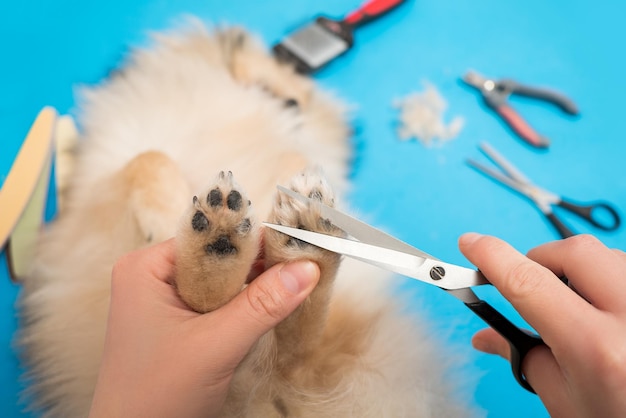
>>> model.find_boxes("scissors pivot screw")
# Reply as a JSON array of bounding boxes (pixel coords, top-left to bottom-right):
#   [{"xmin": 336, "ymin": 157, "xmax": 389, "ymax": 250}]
[{"xmin": 429, "ymin": 266, "xmax": 445, "ymax": 281}]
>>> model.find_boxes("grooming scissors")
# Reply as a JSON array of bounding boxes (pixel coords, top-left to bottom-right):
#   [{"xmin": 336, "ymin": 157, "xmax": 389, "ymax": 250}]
[
  {"xmin": 467, "ymin": 142, "xmax": 621, "ymax": 239},
  {"xmin": 264, "ymin": 186, "xmax": 544, "ymax": 393}
]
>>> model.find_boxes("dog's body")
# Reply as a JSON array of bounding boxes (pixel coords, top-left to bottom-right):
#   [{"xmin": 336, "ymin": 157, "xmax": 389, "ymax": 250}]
[{"xmin": 17, "ymin": 23, "xmax": 477, "ymax": 417}]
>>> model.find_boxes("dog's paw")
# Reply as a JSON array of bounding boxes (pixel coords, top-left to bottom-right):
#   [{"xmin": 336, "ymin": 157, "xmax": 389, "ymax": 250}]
[
  {"xmin": 263, "ymin": 170, "xmax": 345, "ymax": 365},
  {"xmin": 217, "ymin": 27, "xmax": 313, "ymax": 109},
  {"xmin": 265, "ymin": 170, "xmax": 344, "ymax": 268},
  {"xmin": 175, "ymin": 171, "xmax": 260, "ymax": 313}
]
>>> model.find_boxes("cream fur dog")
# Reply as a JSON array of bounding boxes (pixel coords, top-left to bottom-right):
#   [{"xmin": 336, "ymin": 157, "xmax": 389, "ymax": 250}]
[{"xmin": 17, "ymin": 22, "xmax": 479, "ymax": 417}]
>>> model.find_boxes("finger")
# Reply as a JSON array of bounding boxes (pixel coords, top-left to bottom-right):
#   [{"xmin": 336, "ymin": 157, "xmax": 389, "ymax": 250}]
[
  {"xmin": 204, "ymin": 260, "xmax": 320, "ymax": 362},
  {"xmin": 528, "ymin": 235, "xmax": 626, "ymax": 312},
  {"xmin": 472, "ymin": 328, "xmax": 511, "ymax": 359},
  {"xmin": 246, "ymin": 257, "xmax": 266, "ymax": 283},
  {"xmin": 112, "ymin": 238, "xmax": 177, "ymax": 285},
  {"xmin": 473, "ymin": 328, "xmax": 574, "ymax": 414},
  {"xmin": 110, "ymin": 238, "xmax": 185, "ymax": 314},
  {"xmin": 613, "ymin": 248, "xmax": 626, "ymax": 262},
  {"xmin": 459, "ymin": 233, "xmax": 594, "ymax": 347},
  {"xmin": 522, "ymin": 343, "xmax": 575, "ymax": 415}
]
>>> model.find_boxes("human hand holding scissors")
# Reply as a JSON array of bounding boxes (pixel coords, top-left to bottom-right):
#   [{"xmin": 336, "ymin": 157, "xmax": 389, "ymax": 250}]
[{"xmin": 460, "ymin": 233, "xmax": 626, "ymax": 418}]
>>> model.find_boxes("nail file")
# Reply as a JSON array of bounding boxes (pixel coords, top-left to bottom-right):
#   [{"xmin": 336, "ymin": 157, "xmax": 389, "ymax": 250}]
[
  {"xmin": 1, "ymin": 107, "xmax": 56, "ymax": 281},
  {"xmin": 273, "ymin": 0, "xmax": 407, "ymax": 74}
]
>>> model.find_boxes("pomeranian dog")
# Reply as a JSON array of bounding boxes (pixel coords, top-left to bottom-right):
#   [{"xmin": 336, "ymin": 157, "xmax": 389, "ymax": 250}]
[{"xmin": 17, "ymin": 21, "xmax": 479, "ymax": 417}]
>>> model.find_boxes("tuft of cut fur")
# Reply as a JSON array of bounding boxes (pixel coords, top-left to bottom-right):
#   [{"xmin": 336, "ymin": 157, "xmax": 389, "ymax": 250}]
[{"xmin": 17, "ymin": 21, "xmax": 481, "ymax": 417}]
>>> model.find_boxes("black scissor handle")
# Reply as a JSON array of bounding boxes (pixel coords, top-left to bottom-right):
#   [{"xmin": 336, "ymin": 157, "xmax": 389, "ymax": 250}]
[
  {"xmin": 465, "ymin": 300, "xmax": 545, "ymax": 393},
  {"xmin": 545, "ymin": 212, "xmax": 575, "ymax": 239},
  {"xmin": 558, "ymin": 199, "xmax": 622, "ymax": 231}
]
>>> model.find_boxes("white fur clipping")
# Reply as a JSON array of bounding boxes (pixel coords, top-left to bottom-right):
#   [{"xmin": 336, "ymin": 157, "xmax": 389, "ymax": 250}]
[{"xmin": 394, "ymin": 83, "xmax": 464, "ymax": 147}]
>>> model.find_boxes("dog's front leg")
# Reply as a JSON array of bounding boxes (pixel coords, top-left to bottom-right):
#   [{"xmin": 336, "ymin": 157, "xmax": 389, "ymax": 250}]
[{"xmin": 264, "ymin": 170, "xmax": 343, "ymax": 370}]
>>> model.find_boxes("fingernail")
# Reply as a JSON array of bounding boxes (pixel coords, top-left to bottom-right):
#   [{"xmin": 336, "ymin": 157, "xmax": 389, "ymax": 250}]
[
  {"xmin": 279, "ymin": 261, "xmax": 319, "ymax": 294},
  {"xmin": 459, "ymin": 232, "xmax": 483, "ymax": 246}
]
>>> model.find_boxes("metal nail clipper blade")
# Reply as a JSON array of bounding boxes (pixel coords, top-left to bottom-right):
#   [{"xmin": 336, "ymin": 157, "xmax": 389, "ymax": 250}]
[{"xmin": 273, "ymin": 0, "xmax": 408, "ymax": 74}]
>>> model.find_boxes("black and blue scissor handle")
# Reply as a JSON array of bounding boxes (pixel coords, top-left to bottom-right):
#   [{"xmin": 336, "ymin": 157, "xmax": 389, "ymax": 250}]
[
  {"xmin": 465, "ymin": 299, "xmax": 544, "ymax": 393},
  {"xmin": 545, "ymin": 199, "xmax": 622, "ymax": 239}
]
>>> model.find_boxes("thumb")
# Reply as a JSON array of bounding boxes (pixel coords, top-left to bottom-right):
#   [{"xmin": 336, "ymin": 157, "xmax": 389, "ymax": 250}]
[{"xmin": 210, "ymin": 260, "xmax": 320, "ymax": 359}]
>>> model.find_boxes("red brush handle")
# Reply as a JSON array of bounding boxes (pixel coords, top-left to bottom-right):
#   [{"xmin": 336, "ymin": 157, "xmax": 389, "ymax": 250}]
[
  {"xmin": 344, "ymin": 0, "xmax": 406, "ymax": 27},
  {"xmin": 496, "ymin": 105, "xmax": 550, "ymax": 148}
]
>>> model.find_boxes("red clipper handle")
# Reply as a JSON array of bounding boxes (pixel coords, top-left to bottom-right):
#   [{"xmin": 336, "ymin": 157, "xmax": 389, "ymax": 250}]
[
  {"xmin": 496, "ymin": 105, "xmax": 550, "ymax": 148},
  {"xmin": 344, "ymin": 0, "xmax": 407, "ymax": 28}
]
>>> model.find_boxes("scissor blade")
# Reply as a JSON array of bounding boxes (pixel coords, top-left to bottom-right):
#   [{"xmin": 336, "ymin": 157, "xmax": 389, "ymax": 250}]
[
  {"xmin": 466, "ymin": 158, "xmax": 530, "ymax": 196},
  {"xmin": 277, "ymin": 185, "xmax": 434, "ymax": 259},
  {"xmin": 466, "ymin": 157, "xmax": 560, "ymax": 211},
  {"xmin": 478, "ymin": 141, "xmax": 532, "ymax": 185},
  {"xmin": 264, "ymin": 223, "xmax": 488, "ymax": 290}
]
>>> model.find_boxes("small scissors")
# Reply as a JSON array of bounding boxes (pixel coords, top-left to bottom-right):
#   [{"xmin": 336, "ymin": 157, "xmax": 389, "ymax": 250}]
[
  {"xmin": 467, "ymin": 142, "xmax": 621, "ymax": 239},
  {"xmin": 264, "ymin": 186, "xmax": 545, "ymax": 393}
]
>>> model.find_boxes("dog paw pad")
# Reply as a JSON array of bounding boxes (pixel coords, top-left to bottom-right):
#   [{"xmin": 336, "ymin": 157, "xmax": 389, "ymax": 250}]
[
  {"xmin": 208, "ymin": 188, "xmax": 223, "ymax": 207},
  {"xmin": 205, "ymin": 235, "xmax": 237, "ymax": 256},
  {"xmin": 227, "ymin": 190, "xmax": 243, "ymax": 211},
  {"xmin": 192, "ymin": 210, "xmax": 210, "ymax": 232}
]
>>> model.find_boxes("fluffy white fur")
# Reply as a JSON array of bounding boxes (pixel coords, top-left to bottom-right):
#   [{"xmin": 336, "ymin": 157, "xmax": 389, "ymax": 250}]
[{"xmin": 17, "ymin": 21, "xmax": 480, "ymax": 417}]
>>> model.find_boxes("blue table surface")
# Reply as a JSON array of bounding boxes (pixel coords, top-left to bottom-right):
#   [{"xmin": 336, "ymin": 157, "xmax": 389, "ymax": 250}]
[{"xmin": 2, "ymin": 1, "xmax": 625, "ymax": 416}]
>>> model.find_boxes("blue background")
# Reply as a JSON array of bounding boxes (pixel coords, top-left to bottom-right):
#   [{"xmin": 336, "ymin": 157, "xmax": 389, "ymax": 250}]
[{"xmin": 1, "ymin": 1, "xmax": 625, "ymax": 416}]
